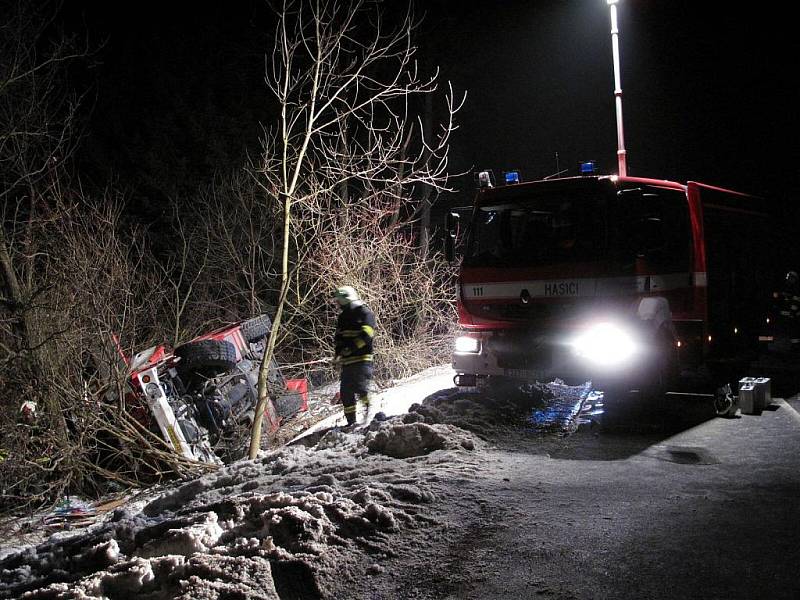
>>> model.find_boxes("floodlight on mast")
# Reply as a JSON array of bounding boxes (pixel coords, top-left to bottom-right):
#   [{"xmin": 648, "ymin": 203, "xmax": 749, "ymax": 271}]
[{"xmin": 607, "ymin": 0, "xmax": 628, "ymax": 176}]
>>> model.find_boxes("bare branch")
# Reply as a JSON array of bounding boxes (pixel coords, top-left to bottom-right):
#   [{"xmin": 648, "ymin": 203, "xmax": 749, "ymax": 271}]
[{"xmin": 248, "ymin": 0, "xmax": 462, "ymax": 455}]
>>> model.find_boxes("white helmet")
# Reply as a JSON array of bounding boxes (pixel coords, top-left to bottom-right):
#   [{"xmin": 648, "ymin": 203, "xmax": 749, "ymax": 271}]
[{"xmin": 334, "ymin": 285, "xmax": 360, "ymax": 306}]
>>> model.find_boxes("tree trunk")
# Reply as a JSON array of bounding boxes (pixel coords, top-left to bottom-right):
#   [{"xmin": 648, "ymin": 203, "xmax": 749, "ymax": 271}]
[
  {"xmin": 0, "ymin": 226, "xmax": 69, "ymax": 439},
  {"xmin": 248, "ymin": 193, "xmax": 291, "ymax": 459}
]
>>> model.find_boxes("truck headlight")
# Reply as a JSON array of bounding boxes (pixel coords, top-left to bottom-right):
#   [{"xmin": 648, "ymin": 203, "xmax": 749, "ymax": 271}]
[
  {"xmin": 572, "ymin": 322, "xmax": 637, "ymax": 367},
  {"xmin": 145, "ymin": 382, "xmax": 162, "ymax": 399},
  {"xmin": 454, "ymin": 336, "xmax": 481, "ymax": 353}
]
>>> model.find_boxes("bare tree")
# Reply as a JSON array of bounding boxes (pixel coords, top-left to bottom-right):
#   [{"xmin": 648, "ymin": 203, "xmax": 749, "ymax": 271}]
[
  {"xmin": 248, "ymin": 0, "xmax": 464, "ymax": 457},
  {"xmin": 155, "ymin": 204, "xmax": 214, "ymax": 345},
  {"xmin": 0, "ymin": 188, "xmax": 216, "ymax": 512},
  {"xmin": 0, "ymin": 4, "xmax": 214, "ymax": 510},
  {"xmin": 187, "ymin": 171, "xmax": 282, "ymax": 321},
  {"xmin": 0, "ymin": 0, "xmax": 88, "ymax": 449}
]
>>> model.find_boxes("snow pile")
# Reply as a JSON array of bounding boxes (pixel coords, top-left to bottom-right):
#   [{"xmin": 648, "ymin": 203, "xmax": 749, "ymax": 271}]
[
  {"xmin": 0, "ymin": 416, "xmax": 483, "ymax": 599},
  {"xmin": 405, "ymin": 383, "xmax": 548, "ymax": 434},
  {"xmin": 365, "ymin": 421, "xmax": 476, "ymax": 458},
  {"xmin": 11, "ymin": 553, "xmax": 282, "ymax": 600},
  {"xmin": 403, "ymin": 379, "xmax": 592, "ymax": 437}
]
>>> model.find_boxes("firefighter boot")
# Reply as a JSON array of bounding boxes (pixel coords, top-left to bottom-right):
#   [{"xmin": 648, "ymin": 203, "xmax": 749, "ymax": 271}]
[
  {"xmin": 360, "ymin": 393, "xmax": 376, "ymax": 424},
  {"xmin": 355, "ymin": 397, "xmax": 366, "ymax": 424},
  {"xmin": 343, "ymin": 402, "xmax": 357, "ymax": 426}
]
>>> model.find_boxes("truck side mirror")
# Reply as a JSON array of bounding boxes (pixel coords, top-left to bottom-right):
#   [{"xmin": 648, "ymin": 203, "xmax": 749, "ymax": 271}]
[{"xmin": 444, "ymin": 212, "xmax": 460, "ymax": 262}]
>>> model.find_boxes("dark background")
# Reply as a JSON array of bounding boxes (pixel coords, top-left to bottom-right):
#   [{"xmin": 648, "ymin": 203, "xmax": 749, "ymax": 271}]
[{"xmin": 60, "ymin": 0, "xmax": 799, "ymax": 212}]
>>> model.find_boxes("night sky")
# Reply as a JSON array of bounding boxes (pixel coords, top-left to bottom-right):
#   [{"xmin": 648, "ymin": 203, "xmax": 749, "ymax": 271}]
[{"xmin": 62, "ymin": 0, "xmax": 799, "ymax": 209}]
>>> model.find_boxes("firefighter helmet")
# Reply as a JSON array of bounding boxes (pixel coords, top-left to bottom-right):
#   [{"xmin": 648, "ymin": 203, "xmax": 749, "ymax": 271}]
[{"xmin": 334, "ymin": 286, "xmax": 360, "ymax": 306}]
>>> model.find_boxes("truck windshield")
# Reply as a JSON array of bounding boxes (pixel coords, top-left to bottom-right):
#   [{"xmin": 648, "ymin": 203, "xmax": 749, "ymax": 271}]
[{"xmin": 464, "ymin": 192, "xmax": 608, "ymax": 267}]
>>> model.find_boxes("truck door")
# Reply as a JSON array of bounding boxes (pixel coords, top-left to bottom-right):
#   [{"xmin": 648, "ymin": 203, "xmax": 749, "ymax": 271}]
[{"xmin": 615, "ymin": 185, "xmax": 692, "ymax": 308}]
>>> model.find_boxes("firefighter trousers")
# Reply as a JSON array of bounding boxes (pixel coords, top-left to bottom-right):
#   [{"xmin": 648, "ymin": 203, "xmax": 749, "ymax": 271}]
[{"xmin": 340, "ymin": 362, "xmax": 373, "ymax": 425}]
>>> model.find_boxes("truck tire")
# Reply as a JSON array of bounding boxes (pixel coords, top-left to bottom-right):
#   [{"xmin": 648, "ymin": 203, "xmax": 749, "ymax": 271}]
[
  {"xmin": 275, "ymin": 392, "xmax": 304, "ymax": 419},
  {"xmin": 241, "ymin": 314, "xmax": 272, "ymax": 342},
  {"xmin": 713, "ymin": 384, "xmax": 736, "ymax": 417},
  {"xmin": 175, "ymin": 339, "xmax": 238, "ymax": 379},
  {"xmin": 646, "ymin": 327, "xmax": 680, "ymax": 401}
]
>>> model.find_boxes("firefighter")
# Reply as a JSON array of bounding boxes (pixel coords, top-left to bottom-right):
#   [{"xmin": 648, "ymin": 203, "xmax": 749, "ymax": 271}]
[
  {"xmin": 775, "ymin": 271, "xmax": 800, "ymax": 352},
  {"xmin": 333, "ymin": 286, "xmax": 376, "ymax": 425}
]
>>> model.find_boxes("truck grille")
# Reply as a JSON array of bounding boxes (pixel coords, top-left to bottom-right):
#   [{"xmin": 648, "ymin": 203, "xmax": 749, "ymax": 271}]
[{"xmin": 491, "ymin": 330, "xmax": 553, "ymax": 370}]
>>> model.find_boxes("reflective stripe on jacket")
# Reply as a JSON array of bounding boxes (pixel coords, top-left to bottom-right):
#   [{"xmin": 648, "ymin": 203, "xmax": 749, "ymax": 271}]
[{"xmin": 335, "ymin": 303, "xmax": 376, "ymax": 365}]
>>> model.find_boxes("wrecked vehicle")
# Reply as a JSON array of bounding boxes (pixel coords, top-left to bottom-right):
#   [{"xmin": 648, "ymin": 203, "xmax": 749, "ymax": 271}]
[{"xmin": 126, "ymin": 315, "xmax": 307, "ymax": 463}]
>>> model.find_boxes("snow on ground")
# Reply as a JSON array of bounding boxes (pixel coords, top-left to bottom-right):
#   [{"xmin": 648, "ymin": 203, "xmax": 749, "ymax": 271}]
[
  {"xmin": 293, "ymin": 365, "xmax": 458, "ymax": 440},
  {"xmin": 0, "ymin": 367, "xmax": 585, "ymax": 600},
  {"xmin": 0, "ymin": 367, "xmax": 480, "ymax": 599}
]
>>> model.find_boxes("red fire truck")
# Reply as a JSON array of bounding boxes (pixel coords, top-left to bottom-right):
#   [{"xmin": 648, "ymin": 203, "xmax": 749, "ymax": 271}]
[{"xmin": 447, "ymin": 174, "xmax": 791, "ymax": 403}]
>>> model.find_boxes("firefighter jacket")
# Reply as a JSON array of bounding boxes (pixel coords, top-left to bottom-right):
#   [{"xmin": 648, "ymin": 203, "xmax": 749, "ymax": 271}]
[
  {"xmin": 777, "ymin": 288, "xmax": 800, "ymax": 323},
  {"xmin": 335, "ymin": 302, "xmax": 375, "ymax": 366}
]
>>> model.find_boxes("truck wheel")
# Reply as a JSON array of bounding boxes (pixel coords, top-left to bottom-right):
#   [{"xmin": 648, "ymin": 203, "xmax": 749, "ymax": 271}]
[
  {"xmin": 713, "ymin": 384, "xmax": 735, "ymax": 417},
  {"xmin": 175, "ymin": 339, "xmax": 238, "ymax": 380},
  {"xmin": 275, "ymin": 392, "xmax": 304, "ymax": 419},
  {"xmin": 241, "ymin": 314, "xmax": 272, "ymax": 343},
  {"xmin": 639, "ymin": 327, "xmax": 679, "ymax": 402}
]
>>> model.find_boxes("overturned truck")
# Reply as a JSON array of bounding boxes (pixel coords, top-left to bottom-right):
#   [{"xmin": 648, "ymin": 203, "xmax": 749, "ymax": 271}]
[{"xmin": 126, "ymin": 315, "xmax": 307, "ymax": 464}]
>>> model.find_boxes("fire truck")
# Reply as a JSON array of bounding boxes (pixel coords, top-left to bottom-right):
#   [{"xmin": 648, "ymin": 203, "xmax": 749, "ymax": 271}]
[{"xmin": 447, "ymin": 173, "xmax": 792, "ymax": 403}]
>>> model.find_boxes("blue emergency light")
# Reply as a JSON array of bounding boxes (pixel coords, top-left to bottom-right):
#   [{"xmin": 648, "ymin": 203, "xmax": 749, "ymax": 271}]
[
  {"xmin": 504, "ymin": 170, "xmax": 521, "ymax": 184},
  {"xmin": 580, "ymin": 161, "xmax": 596, "ymax": 175}
]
